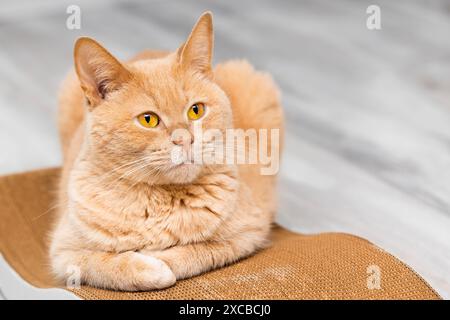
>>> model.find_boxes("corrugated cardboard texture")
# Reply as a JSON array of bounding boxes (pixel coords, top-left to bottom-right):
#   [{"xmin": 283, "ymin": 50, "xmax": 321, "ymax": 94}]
[{"xmin": 0, "ymin": 168, "xmax": 440, "ymax": 299}]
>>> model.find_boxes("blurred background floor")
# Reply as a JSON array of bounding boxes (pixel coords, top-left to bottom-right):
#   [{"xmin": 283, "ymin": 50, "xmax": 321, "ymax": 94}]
[{"xmin": 0, "ymin": 0, "xmax": 449, "ymax": 298}]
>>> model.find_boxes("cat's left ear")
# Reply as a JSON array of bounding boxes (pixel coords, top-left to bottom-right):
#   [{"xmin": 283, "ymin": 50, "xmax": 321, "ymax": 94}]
[
  {"xmin": 74, "ymin": 37, "xmax": 131, "ymax": 109},
  {"xmin": 177, "ymin": 12, "xmax": 214, "ymax": 77}
]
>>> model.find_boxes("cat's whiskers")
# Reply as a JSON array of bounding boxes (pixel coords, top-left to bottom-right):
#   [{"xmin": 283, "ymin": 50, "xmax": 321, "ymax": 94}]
[
  {"xmin": 103, "ymin": 152, "xmax": 173, "ymax": 193},
  {"xmin": 89, "ymin": 157, "xmax": 153, "ymax": 188},
  {"xmin": 89, "ymin": 149, "xmax": 166, "ymax": 186},
  {"xmin": 92, "ymin": 148, "xmax": 169, "ymax": 185},
  {"xmin": 121, "ymin": 163, "xmax": 168, "ymax": 196}
]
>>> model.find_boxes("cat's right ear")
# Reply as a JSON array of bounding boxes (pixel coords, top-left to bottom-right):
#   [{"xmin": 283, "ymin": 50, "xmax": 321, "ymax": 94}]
[
  {"xmin": 74, "ymin": 37, "xmax": 131, "ymax": 109},
  {"xmin": 176, "ymin": 12, "xmax": 214, "ymax": 78}
]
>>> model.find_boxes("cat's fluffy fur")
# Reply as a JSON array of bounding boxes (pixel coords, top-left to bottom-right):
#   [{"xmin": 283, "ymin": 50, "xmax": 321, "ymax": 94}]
[{"xmin": 50, "ymin": 12, "xmax": 284, "ymax": 291}]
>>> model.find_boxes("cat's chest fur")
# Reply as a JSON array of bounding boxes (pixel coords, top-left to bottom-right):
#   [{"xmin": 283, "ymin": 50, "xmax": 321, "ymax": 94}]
[{"xmin": 69, "ymin": 167, "xmax": 239, "ymax": 252}]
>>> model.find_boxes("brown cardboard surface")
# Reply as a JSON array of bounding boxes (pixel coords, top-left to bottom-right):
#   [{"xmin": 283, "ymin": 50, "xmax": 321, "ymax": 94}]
[{"xmin": 0, "ymin": 168, "xmax": 440, "ymax": 299}]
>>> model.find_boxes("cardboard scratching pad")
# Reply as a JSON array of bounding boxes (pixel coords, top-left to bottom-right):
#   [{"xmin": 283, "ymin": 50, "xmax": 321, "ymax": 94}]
[{"xmin": 0, "ymin": 168, "xmax": 440, "ymax": 299}]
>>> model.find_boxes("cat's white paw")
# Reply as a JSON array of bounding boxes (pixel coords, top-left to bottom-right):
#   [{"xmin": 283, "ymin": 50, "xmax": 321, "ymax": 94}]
[{"xmin": 131, "ymin": 253, "xmax": 176, "ymax": 290}]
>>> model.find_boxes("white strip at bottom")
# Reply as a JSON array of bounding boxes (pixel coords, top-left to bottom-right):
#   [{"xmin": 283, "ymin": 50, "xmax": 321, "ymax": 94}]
[{"xmin": 0, "ymin": 254, "xmax": 79, "ymax": 300}]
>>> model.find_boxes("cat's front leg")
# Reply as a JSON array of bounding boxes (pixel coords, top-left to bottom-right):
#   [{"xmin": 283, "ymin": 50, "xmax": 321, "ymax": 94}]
[
  {"xmin": 140, "ymin": 229, "xmax": 269, "ymax": 280},
  {"xmin": 50, "ymin": 248, "xmax": 176, "ymax": 291}
]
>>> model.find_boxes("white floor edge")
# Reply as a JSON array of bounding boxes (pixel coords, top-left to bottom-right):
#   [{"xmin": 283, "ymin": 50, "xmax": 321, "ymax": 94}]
[{"xmin": 0, "ymin": 254, "xmax": 79, "ymax": 300}]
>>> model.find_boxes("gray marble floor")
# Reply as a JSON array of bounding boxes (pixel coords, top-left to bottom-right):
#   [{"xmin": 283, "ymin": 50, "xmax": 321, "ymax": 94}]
[{"xmin": 0, "ymin": 0, "xmax": 449, "ymax": 298}]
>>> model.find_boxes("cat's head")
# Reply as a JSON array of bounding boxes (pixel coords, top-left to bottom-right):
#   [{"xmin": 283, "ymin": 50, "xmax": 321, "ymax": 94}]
[{"xmin": 74, "ymin": 12, "xmax": 232, "ymax": 184}]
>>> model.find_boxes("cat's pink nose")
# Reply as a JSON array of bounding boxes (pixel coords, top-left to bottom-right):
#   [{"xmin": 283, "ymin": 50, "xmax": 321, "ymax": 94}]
[{"xmin": 172, "ymin": 134, "xmax": 194, "ymax": 146}]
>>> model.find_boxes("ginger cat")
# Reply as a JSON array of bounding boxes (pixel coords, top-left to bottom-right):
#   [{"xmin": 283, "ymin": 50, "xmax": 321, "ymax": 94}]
[{"xmin": 50, "ymin": 12, "xmax": 283, "ymax": 291}]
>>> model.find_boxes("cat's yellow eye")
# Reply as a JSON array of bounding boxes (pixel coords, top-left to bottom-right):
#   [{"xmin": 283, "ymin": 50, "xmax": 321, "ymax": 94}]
[
  {"xmin": 187, "ymin": 103, "xmax": 205, "ymax": 120},
  {"xmin": 137, "ymin": 112, "xmax": 159, "ymax": 128}
]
